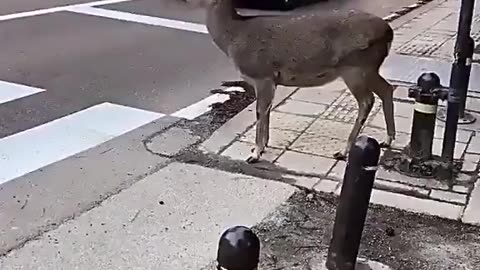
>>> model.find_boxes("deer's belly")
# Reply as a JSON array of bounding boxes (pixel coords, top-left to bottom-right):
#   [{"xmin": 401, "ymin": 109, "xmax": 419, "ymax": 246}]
[{"xmin": 275, "ymin": 70, "xmax": 339, "ymax": 87}]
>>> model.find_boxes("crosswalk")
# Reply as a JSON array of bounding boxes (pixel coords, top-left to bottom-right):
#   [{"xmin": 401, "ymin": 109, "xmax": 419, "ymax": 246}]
[
  {"xmin": 0, "ymin": 78, "xmax": 233, "ymax": 186},
  {"xmin": 0, "ymin": 0, "xmax": 241, "ymax": 189},
  {"xmin": 0, "ymin": 80, "xmax": 162, "ymax": 185}
]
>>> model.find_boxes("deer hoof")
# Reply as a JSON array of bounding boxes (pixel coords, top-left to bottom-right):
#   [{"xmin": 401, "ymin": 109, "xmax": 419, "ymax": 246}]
[
  {"xmin": 380, "ymin": 136, "xmax": 394, "ymax": 148},
  {"xmin": 246, "ymin": 155, "xmax": 260, "ymax": 163},
  {"xmin": 379, "ymin": 141, "xmax": 391, "ymax": 148},
  {"xmin": 247, "ymin": 147, "xmax": 264, "ymax": 163},
  {"xmin": 333, "ymin": 151, "xmax": 347, "ymax": 161}
]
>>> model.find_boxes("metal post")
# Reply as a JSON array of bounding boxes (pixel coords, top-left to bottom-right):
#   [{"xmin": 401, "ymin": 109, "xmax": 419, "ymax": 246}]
[
  {"xmin": 325, "ymin": 135, "xmax": 380, "ymax": 270},
  {"xmin": 407, "ymin": 73, "xmax": 444, "ymax": 162},
  {"xmin": 442, "ymin": 0, "xmax": 477, "ymax": 161},
  {"xmin": 216, "ymin": 226, "xmax": 260, "ymax": 270}
]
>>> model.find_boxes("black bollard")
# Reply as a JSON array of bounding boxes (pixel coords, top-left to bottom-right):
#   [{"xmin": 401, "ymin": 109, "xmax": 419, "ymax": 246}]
[
  {"xmin": 407, "ymin": 72, "xmax": 446, "ymax": 161},
  {"xmin": 441, "ymin": 0, "xmax": 477, "ymax": 162},
  {"xmin": 325, "ymin": 135, "xmax": 381, "ymax": 270},
  {"xmin": 216, "ymin": 226, "xmax": 260, "ymax": 270}
]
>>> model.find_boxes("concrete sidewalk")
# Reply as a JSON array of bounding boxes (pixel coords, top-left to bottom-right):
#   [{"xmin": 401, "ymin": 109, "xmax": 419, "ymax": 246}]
[
  {"xmin": 200, "ymin": 81, "xmax": 480, "ymax": 225},
  {"xmin": 199, "ymin": 0, "xmax": 480, "ymax": 227},
  {"xmin": 0, "ymin": 162, "xmax": 295, "ymax": 269},
  {"xmin": 391, "ymin": 0, "xmax": 480, "ymax": 62}
]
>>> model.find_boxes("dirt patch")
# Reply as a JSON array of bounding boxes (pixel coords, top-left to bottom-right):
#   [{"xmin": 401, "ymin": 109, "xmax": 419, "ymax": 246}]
[{"xmin": 253, "ymin": 190, "xmax": 480, "ymax": 270}]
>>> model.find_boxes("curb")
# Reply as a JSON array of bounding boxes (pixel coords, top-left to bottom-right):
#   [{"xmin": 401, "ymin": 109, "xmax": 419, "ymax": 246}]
[{"xmin": 382, "ymin": 0, "xmax": 445, "ymax": 24}]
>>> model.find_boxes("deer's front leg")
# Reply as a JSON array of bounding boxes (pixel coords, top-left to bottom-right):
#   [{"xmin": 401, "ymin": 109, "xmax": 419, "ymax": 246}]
[{"xmin": 246, "ymin": 78, "xmax": 276, "ymax": 163}]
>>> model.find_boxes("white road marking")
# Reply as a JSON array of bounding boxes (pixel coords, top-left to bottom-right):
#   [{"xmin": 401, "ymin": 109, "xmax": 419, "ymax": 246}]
[
  {"xmin": 66, "ymin": 6, "xmax": 208, "ymax": 34},
  {"xmin": 0, "ymin": 80, "xmax": 45, "ymax": 104},
  {"xmin": 0, "ymin": 102, "xmax": 164, "ymax": 185},
  {"xmin": 0, "ymin": 0, "xmax": 136, "ymax": 22},
  {"xmin": 172, "ymin": 93, "xmax": 231, "ymax": 120}
]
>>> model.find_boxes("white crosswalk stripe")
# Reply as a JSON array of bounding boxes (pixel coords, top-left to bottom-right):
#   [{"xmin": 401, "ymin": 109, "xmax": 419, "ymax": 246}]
[
  {"xmin": 0, "ymin": 101, "xmax": 164, "ymax": 185},
  {"xmin": 0, "ymin": 79, "xmax": 235, "ymax": 186}
]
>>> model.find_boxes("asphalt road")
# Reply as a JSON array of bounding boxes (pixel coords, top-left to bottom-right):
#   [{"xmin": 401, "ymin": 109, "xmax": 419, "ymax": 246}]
[
  {"xmin": 0, "ymin": 0, "xmax": 422, "ymax": 257},
  {"xmin": 0, "ymin": 0, "xmax": 421, "ymax": 138}
]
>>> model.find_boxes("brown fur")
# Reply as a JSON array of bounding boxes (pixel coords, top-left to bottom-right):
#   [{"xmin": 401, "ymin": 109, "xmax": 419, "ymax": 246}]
[{"xmin": 206, "ymin": 0, "xmax": 396, "ymax": 162}]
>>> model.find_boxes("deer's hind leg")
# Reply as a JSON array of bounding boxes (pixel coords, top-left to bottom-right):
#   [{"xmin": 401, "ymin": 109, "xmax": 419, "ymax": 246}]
[
  {"xmin": 246, "ymin": 77, "xmax": 276, "ymax": 163},
  {"xmin": 335, "ymin": 68, "xmax": 376, "ymax": 160},
  {"xmin": 370, "ymin": 72, "xmax": 396, "ymax": 148}
]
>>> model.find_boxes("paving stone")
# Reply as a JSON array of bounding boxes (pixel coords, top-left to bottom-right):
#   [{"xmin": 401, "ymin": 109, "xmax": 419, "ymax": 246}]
[
  {"xmin": 467, "ymin": 135, "xmax": 480, "ymax": 154},
  {"xmin": 430, "ymin": 13, "xmax": 458, "ymax": 34},
  {"xmin": 430, "ymin": 37, "xmax": 455, "ymax": 60},
  {"xmin": 289, "ymin": 134, "xmax": 346, "ymax": 157},
  {"xmin": 370, "ymin": 189, "xmax": 463, "ymax": 220},
  {"xmin": 274, "ymin": 99, "xmax": 328, "ymax": 116},
  {"xmin": 327, "ymin": 161, "xmax": 346, "ymax": 181},
  {"xmin": 222, "ymin": 141, "xmax": 283, "ymax": 162},
  {"xmin": 145, "ymin": 127, "xmax": 201, "ymax": 156},
  {"xmin": 369, "ymin": 114, "xmax": 412, "ymax": 134},
  {"xmin": 396, "ymin": 30, "xmax": 452, "ymax": 57},
  {"xmin": 465, "ymin": 153, "xmax": 480, "ymax": 164},
  {"xmin": 457, "ymin": 173, "xmax": 473, "ymax": 183},
  {"xmin": 268, "ymin": 111, "xmax": 314, "ymax": 132},
  {"xmin": 313, "ymin": 179, "xmax": 340, "ymax": 194},
  {"xmin": 360, "ymin": 127, "xmax": 410, "ymax": 150},
  {"xmin": 463, "ymin": 178, "xmax": 480, "ymax": 225},
  {"xmin": 304, "ymin": 119, "xmax": 353, "ymax": 139},
  {"xmin": 434, "ymin": 125, "xmax": 472, "ymax": 143},
  {"xmin": 432, "ymin": 138, "xmax": 466, "ymax": 159},
  {"xmin": 430, "ymin": 189, "xmax": 468, "ymax": 204},
  {"xmin": 275, "ymin": 151, "xmax": 336, "ymax": 176},
  {"xmin": 283, "ymin": 175, "xmax": 320, "ymax": 189},
  {"xmin": 239, "ymin": 127, "xmax": 301, "ymax": 149},
  {"xmin": 374, "ymin": 179, "xmax": 429, "ymax": 196},
  {"xmin": 291, "ymin": 80, "xmax": 346, "ymax": 105},
  {"xmin": 321, "ymin": 91, "xmax": 381, "ymax": 123},
  {"xmin": 377, "ymin": 167, "xmax": 449, "ymax": 190},
  {"xmin": 393, "ymin": 101, "xmax": 414, "ymax": 118},
  {"xmin": 461, "ymin": 160, "xmax": 477, "ymax": 173},
  {"xmin": 453, "ymin": 185, "xmax": 470, "ymax": 194},
  {"xmin": 393, "ymin": 87, "xmax": 410, "ymax": 100}
]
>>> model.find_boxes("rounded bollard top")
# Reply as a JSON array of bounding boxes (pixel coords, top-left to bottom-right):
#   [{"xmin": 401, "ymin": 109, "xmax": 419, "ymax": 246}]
[
  {"xmin": 417, "ymin": 72, "xmax": 441, "ymax": 92},
  {"xmin": 216, "ymin": 226, "xmax": 260, "ymax": 270},
  {"xmin": 348, "ymin": 135, "xmax": 381, "ymax": 167}
]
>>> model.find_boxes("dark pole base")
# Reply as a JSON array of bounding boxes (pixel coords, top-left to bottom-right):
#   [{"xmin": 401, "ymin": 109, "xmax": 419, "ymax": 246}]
[{"xmin": 436, "ymin": 108, "xmax": 477, "ymax": 124}]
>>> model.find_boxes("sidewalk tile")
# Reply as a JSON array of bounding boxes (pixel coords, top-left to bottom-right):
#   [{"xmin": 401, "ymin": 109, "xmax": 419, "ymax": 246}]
[
  {"xmin": 304, "ymin": 119, "xmax": 354, "ymax": 138},
  {"xmin": 327, "ymin": 161, "xmax": 346, "ymax": 181},
  {"xmin": 377, "ymin": 167, "xmax": 449, "ymax": 190},
  {"xmin": 467, "ymin": 136, "xmax": 480, "ymax": 154},
  {"xmin": 452, "ymin": 185, "xmax": 470, "ymax": 194},
  {"xmin": 274, "ymin": 99, "xmax": 328, "ymax": 117},
  {"xmin": 369, "ymin": 114, "xmax": 412, "ymax": 134},
  {"xmin": 370, "ymin": 189, "xmax": 463, "ymax": 220},
  {"xmin": 290, "ymin": 134, "xmax": 346, "ymax": 157},
  {"xmin": 430, "ymin": 189, "xmax": 468, "ymax": 204},
  {"xmin": 239, "ymin": 127, "xmax": 301, "ymax": 149},
  {"xmin": 222, "ymin": 141, "xmax": 283, "ymax": 162},
  {"xmin": 374, "ymin": 179, "xmax": 429, "ymax": 196},
  {"xmin": 269, "ymin": 111, "xmax": 314, "ymax": 132},
  {"xmin": 313, "ymin": 179, "xmax": 340, "ymax": 194},
  {"xmin": 284, "ymin": 175, "xmax": 321, "ymax": 189},
  {"xmin": 435, "ymin": 126, "xmax": 472, "ymax": 143},
  {"xmin": 432, "ymin": 138, "xmax": 466, "ymax": 159},
  {"xmin": 275, "ymin": 151, "xmax": 336, "ymax": 175},
  {"xmin": 463, "ymin": 178, "xmax": 480, "ymax": 225},
  {"xmin": 290, "ymin": 80, "xmax": 346, "ymax": 105}
]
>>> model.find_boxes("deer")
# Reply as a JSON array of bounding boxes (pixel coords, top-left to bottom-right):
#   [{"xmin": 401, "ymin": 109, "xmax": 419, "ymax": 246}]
[{"xmin": 203, "ymin": 0, "xmax": 396, "ymax": 163}]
